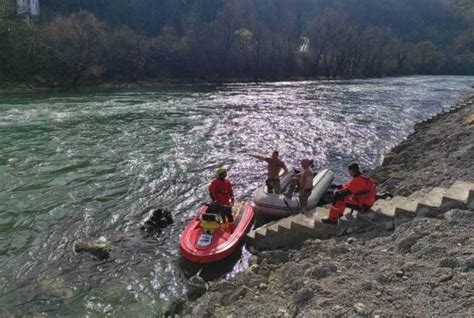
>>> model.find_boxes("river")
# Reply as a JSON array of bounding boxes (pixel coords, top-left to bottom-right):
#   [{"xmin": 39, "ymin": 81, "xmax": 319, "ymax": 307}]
[{"xmin": 0, "ymin": 76, "xmax": 472, "ymax": 316}]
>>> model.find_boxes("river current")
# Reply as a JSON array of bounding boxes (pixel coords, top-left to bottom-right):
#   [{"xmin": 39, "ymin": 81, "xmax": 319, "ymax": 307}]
[{"xmin": 0, "ymin": 76, "xmax": 472, "ymax": 315}]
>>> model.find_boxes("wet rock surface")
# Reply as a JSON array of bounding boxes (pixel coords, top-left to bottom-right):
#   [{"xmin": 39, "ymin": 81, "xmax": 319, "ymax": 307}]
[
  {"xmin": 73, "ymin": 236, "xmax": 110, "ymax": 260},
  {"xmin": 180, "ymin": 95, "xmax": 474, "ymax": 317}
]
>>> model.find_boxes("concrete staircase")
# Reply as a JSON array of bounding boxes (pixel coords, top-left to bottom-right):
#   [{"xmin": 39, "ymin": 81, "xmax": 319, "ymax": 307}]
[{"xmin": 246, "ymin": 180, "xmax": 474, "ymax": 250}]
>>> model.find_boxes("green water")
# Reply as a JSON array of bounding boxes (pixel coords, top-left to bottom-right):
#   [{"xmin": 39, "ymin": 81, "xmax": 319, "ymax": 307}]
[{"xmin": 0, "ymin": 76, "xmax": 472, "ymax": 316}]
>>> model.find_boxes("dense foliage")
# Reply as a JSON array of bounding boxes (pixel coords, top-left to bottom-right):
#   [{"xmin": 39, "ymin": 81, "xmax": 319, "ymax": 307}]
[{"xmin": 1, "ymin": 0, "xmax": 473, "ymax": 86}]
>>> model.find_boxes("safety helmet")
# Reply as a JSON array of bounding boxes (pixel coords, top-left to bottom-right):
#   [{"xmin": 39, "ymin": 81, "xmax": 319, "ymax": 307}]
[{"xmin": 216, "ymin": 167, "xmax": 227, "ymax": 175}]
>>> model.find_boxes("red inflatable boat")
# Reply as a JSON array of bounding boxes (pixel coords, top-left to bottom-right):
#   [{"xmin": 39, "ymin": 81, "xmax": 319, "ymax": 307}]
[{"xmin": 179, "ymin": 202, "xmax": 254, "ymax": 263}]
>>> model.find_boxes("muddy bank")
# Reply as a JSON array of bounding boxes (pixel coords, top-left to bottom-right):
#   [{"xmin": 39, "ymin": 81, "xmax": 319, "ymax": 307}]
[{"xmin": 179, "ymin": 94, "xmax": 474, "ymax": 317}]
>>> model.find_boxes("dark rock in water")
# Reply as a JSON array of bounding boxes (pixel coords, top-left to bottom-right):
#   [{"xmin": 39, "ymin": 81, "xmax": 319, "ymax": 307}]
[
  {"xmin": 140, "ymin": 208, "xmax": 173, "ymax": 234},
  {"xmin": 187, "ymin": 275, "xmax": 208, "ymax": 301},
  {"xmin": 74, "ymin": 237, "xmax": 110, "ymax": 260}
]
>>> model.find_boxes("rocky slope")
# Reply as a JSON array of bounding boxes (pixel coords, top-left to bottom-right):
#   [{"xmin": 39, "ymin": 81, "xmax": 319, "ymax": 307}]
[
  {"xmin": 179, "ymin": 94, "xmax": 474, "ymax": 317},
  {"xmin": 372, "ymin": 95, "xmax": 474, "ymax": 196}
]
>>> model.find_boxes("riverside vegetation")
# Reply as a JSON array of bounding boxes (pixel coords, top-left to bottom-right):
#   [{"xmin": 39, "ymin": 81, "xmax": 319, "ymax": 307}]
[{"xmin": 0, "ymin": 0, "xmax": 474, "ymax": 87}]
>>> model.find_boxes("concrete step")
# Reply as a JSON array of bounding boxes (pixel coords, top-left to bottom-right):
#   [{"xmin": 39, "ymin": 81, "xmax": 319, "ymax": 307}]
[
  {"xmin": 291, "ymin": 216, "xmax": 316, "ymax": 234},
  {"xmin": 254, "ymin": 228, "xmax": 267, "ymax": 240},
  {"xmin": 408, "ymin": 187, "xmax": 432, "ymax": 200},
  {"xmin": 415, "ymin": 182, "xmax": 474, "ymax": 217},
  {"xmin": 450, "ymin": 180, "xmax": 474, "ymax": 192},
  {"xmin": 264, "ymin": 226, "xmax": 280, "ymax": 239},
  {"xmin": 257, "ymin": 227, "xmax": 268, "ymax": 237},
  {"xmin": 267, "ymin": 222, "xmax": 281, "ymax": 233},
  {"xmin": 419, "ymin": 187, "xmax": 449, "ymax": 207},
  {"xmin": 441, "ymin": 187, "xmax": 470, "ymax": 203},
  {"xmin": 246, "ymin": 180, "xmax": 474, "ymax": 250},
  {"xmin": 313, "ymin": 207, "xmax": 331, "ymax": 220},
  {"xmin": 278, "ymin": 218, "xmax": 293, "ymax": 231},
  {"xmin": 448, "ymin": 181, "xmax": 474, "ymax": 210},
  {"xmin": 247, "ymin": 231, "xmax": 256, "ymax": 240},
  {"xmin": 371, "ymin": 196, "xmax": 408, "ymax": 216}
]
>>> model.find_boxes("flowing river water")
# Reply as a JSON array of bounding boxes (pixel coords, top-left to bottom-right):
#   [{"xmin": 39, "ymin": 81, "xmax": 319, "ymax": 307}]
[{"xmin": 0, "ymin": 76, "xmax": 473, "ymax": 316}]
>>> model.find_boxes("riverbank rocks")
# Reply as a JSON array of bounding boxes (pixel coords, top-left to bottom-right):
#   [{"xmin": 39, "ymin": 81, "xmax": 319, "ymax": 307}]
[
  {"xmin": 396, "ymin": 234, "xmax": 423, "ymax": 252},
  {"xmin": 257, "ymin": 250, "xmax": 291, "ymax": 265},
  {"xmin": 444, "ymin": 209, "xmax": 473, "ymax": 227},
  {"xmin": 439, "ymin": 257, "xmax": 460, "ymax": 268},
  {"xmin": 222, "ymin": 286, "xmax": 248, "ymax": 305},
  {"xmin": 304, "ymin": 264, "xmax": 337, "ymax": 279},
  {"xmin": 353, "ymin": 302, "xmax": 369, "ymax": 315},
  {"xmin": 186, "ymin": 275, "xmax": 208, "ymax": 301},
  {"xmin": 293, "ymin": 287, "xmax": 315, "ymax": 307}
]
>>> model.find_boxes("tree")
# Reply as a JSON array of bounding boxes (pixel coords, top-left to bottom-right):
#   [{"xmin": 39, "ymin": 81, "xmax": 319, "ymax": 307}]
[
  {"xmin": 410, "ymin": 41, "xmax": 447, "ymax": 74},
  {"xmin": 0, "ymin": 16, "xmax": 39, "ymax": 82},
  {"xmin": 360, "ymin": 27, "xmax": 395, "ymax": 77},
  {"xmin": 40, "ymin": 11, "xmax": 105, "ymax": 86},
  {"xmin": 307, "ymin": 8, "xmax": 356, "ymax": 78},
  {"xmin": 452, "ymin": 28, "xmax": 474, "ymax": 74},
  {"xmin": 105, "ymin": 27, "xmax": 154, "ymax": 81}
]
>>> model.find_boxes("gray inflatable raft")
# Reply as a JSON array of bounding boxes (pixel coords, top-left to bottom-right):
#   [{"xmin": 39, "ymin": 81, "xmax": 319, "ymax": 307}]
[{"xmin": 253, "ymin": 167, "xmax": 335, "ymax": 217}]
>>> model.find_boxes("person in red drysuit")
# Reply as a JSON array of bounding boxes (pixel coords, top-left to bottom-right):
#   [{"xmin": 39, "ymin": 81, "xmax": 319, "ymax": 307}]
[
  {"xmin": 322, "ymin": 163, "xmax": 377, "ymax": 225},
  {"xmin": 208, "ymin": 167, "xmax": 235, "ymax": 223}
]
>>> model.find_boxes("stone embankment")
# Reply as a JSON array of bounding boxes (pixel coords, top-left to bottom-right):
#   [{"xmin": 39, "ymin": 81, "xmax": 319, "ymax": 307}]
[
  {"xmin": 179, "ymin": 94, "xmax": 474, "ymax": 317},
  {"xmin": 372, "ymin": 95, "xmax": 474, "ymax": 196}
]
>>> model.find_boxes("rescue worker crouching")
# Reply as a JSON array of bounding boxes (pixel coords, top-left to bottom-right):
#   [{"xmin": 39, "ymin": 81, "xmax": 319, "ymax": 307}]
[
  {"xmin": 208, "ymin": 167, "xmax": 235, "ymax": 231},
  {"xmin": 322, "ymin": 163, "xmax": 377, "ymax": 225}
]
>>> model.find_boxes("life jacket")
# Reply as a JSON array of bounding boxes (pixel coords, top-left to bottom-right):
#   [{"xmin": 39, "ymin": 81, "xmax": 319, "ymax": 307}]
[
  {"xmin": 209, "ymin": 178, "xmax": 233, "ymax": 206},
  {"xmin": 352, "ymin": 174, "xmax": 377, "ymax": 206}
]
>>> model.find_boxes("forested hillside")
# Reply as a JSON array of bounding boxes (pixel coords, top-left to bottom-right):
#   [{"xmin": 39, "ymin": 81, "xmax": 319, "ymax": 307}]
[{"xmin": 1, "ymin": 0, "xmax": 473, "ymax": 86}]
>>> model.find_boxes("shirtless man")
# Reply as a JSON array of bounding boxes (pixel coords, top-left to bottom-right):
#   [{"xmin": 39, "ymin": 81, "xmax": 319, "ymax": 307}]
[
  {"xmin": 285, "ymin": 159, "xmax": 313, "ymax": 213},
  {"xmin": 250, "ymin": 151, "xmax": 288, "ymax": 194}
]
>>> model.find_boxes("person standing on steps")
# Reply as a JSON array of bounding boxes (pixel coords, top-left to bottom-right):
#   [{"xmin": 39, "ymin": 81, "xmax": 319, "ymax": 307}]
[
  {"xmin": 209, "ymin": 167, "xmax": 235, "ymax": 227},
  {"xmin": 249, "ymin": 151, "xmax": 288, "ymax": 194},
  {"xmin": 284, "ymin": 159, "xmax": 314, "ymax": 213},
  {"xmin": 322, "ymin": 163, "xmax": 377, "ymax": 225}
]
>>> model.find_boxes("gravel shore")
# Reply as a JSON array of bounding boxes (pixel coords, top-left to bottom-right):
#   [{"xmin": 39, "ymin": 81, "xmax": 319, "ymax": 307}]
[{"xmin": 179, "ymin": 94, "xmax": 474, "ymax": 317}]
